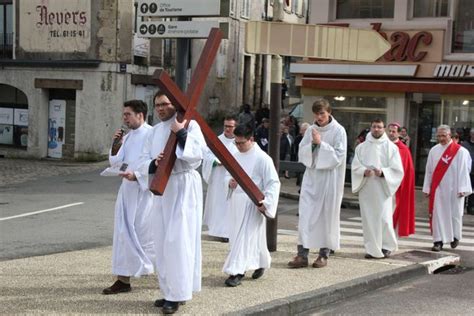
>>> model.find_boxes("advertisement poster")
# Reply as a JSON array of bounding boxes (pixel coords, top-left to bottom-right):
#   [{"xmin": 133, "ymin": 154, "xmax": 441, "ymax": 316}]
[
  {"xmin": 48, "ymin": 100, "xmax": 66, "ymax": 158},
  {"xmin": 0, "ymin": 107, "xmax": 14, "ymax": 125},
  {"xmin": 14, "ymin": 109, "xmax": 29, "ymax": 126},
  {"xmin": 0, "ymin": 124, "xmax": 14, "ymax": 145}
]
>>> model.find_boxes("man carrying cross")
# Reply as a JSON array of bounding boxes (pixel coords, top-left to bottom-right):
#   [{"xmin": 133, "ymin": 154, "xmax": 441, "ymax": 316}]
[
  {"xmin": 124, "ymin": 91, "xmax": 205, "ymax": 314},
  {"xmin": 422, "ymin": 125, "xmax": 472, "ymax": 252}
]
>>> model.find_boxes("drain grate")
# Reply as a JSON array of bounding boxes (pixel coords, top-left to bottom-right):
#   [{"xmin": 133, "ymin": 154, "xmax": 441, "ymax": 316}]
[{"xmin": 435, "ymin": 265, "xmax": 473, "ymax": 275}]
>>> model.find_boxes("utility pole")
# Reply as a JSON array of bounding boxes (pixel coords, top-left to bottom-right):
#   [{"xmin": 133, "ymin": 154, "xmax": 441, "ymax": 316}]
[{"xmin": 267, "ymin": 54, "xmax": 282, "ymax": 252}]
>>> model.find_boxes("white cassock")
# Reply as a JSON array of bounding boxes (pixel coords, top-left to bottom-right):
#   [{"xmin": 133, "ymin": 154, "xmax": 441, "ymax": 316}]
[
  {"xmin": 202, "ymin": 134, "xmax": 238, "ymax": 238},
  {"xmin": 298, "ymin": 117, "xmax": 347, "ymax": 251},
  {"xmin": 109, "ymin": 123, "xmax": 155, "ymax": 277},
  {"xmin": 422, "ymin": 141, "xmax": 472, "ymax": 243},
  {"xmin": 352, "ymin": 132, "xmax": 404, "ymax": 258},
  {"xmin": 222, "ymin": 144, "xmax": 281, "ymax": 275},
  {"xmin": 135, "ymin": 115, "xmax": 205, "ymax": 302}
]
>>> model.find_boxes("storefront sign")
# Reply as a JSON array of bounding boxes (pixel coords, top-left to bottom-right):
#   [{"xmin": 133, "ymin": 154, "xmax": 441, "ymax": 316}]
[
  {"xmin": 138, "ymin": 0, "xmax": 221, "ymax": 17},
  {"xmin": 19, "ymin": 0, "xmax": 91, "ymax": 52},
  {"xmin": 371, "ymin": 23, "xmax": 439, "ymax": 62},
  {"xmin": 433, "ymin": 64, "xmax": 474, "ymax": 78}
]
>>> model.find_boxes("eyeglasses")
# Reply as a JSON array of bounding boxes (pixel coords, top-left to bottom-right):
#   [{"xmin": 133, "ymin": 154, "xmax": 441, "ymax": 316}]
[{"xmin": 155, "ymin": 102, "xmax": 172, "ymax": 107}]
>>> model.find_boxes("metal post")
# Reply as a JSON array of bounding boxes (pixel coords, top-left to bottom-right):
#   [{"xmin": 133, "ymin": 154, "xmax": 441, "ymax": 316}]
[
  {"xmin": 267, "ymin": 55, "xmax": 282, "ymax": 252},
  {"xmin": 175, "ymin": 17, "xmax": 190, "ymax": 91}
]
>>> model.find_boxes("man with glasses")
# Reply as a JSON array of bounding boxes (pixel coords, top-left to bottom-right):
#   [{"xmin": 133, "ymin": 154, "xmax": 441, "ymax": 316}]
[
  {"xmin": 102, "ymin": 100, "xmax": 154, "ymax": 295},
  {"xmin": 423, "ymin": 125, "xmax": 472, "ymax": 252},
  {"xmin": 124, "ymin": 91, "xmax": 206, "ymax": 314},
  {"xmin": 222, "ymin": 124, "xmax": 280, "ymax": 287},
  {"xmin": 202, "ymin": 116, "xmax": 238, "ymax": 242}
]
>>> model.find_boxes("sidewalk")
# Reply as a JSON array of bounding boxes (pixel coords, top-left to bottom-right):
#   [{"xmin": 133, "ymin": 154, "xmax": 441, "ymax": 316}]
[{"xmin": 0, "ymin": 158, "xmax": 460, "ymax": 314}]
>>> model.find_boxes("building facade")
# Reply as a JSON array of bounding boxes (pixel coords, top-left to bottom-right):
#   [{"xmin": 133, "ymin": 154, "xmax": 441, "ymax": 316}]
[{"xmin": 292, "ymin": 0, "xmax": 473, "ymax": 184}]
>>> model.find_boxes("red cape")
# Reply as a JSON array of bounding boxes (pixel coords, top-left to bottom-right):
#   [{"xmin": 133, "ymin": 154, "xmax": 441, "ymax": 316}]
[{"xmin": 393, "ymin": 141, "xmax": 416, "ymax": 237}]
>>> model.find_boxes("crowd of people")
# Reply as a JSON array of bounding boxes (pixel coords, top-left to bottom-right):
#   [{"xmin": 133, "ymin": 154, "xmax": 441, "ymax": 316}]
[{"xmin": 101, "ymin": 95, "xmax": 472, "ymax": 314}]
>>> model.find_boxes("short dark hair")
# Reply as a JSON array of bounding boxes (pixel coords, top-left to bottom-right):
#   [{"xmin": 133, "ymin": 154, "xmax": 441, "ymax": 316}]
[
  {"xmin": 224, "ymin": 115, "xmax": 237, "ymax": 122},
  {"xmin": 312, "ymin": 98, "xmax": 332, "ymax": 114},
  {"xmin": 124, "ymin": 100, "xmax": 148, "ymax": 117},
  {"xmin": 153, "ymin": 90, "xmax": 167, "ymax": 103},
  {"xmin": 234, "ymin": 124, "xmax": 254, "ymax": 139},
  {"xmin": 371, "ymin": 118, "xmax": 385, "ymax": 127}
]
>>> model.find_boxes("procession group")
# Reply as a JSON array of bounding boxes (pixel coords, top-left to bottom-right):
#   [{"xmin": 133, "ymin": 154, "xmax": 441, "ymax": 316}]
[{"xmin": 101, "ymin": 93, "xmax": 472, "ymax": 314}]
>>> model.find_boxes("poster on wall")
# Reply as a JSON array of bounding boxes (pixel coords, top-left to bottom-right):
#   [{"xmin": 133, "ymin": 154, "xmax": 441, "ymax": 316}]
[
  {"xmin": 0, "ymin": 108, "xmax": 14, "ymax": 125},
  {"xmin": 48, "ymin": 100, "xmax": 66, "ymax": 158},
  {"xmin": 14, "ymin": 109, "xmax": 29, "ymax": 126},
  {"xmin": 0, "ymin": 124, "xmax": 14, "ymax": 145}
]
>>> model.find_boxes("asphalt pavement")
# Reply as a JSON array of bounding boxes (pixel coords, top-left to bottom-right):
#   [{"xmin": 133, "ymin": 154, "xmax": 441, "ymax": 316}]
[{"xmin": 0, "ymin": 157, "xmax": 472, "ymax": 315}]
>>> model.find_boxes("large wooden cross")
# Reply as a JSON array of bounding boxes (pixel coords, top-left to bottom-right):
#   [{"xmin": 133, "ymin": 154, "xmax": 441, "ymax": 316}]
[{"xmin": 150, "ymin": 28, "xmax": 264, "ymax": 206}]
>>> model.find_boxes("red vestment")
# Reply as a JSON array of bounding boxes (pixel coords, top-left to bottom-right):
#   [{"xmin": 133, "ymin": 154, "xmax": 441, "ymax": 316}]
[{"xmin": 393, "ymin": 141, "xmax": 415, "ymax": 237}]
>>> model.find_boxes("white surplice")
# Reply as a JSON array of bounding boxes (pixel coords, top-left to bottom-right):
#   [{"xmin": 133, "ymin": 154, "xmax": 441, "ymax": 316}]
[
  {"xmin": 222, "ymin": 144, "xmax": 280, "ymax": 276},
  {"xmin": 297, "ymin": 117, "xmax": 347, "ymax": 251},
  {"xmin": 202, "ymin": 133, "xmax": 238, "ymax": 238},
  {"xmin": 135, "ymin": 115, "xmax": 205, "ymax": 302},
  {"xmin": 352, "ymin": 132, "xmax": 404, "ymax": 258},
  {"xmin": 422, "ymin": 141, "xmax": 472, "ymax": 243},
  {"xmin": 109, "ymin": 123, "xmax": 155, "ymax": 277}
]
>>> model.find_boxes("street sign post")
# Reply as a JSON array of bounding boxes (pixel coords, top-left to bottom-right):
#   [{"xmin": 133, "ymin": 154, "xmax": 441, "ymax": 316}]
[
  {"xmin": 138, "ymin": 21, "xmax": 229, "ymax": 39},
  {"xmin": 246, "ymin": 21, "xmax": 391, "ymax": 62}
]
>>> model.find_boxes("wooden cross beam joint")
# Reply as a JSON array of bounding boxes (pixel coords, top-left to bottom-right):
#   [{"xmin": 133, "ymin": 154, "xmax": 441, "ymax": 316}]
[{"xmin": 150, "ymin": 28, "xmax": 265, "ymax": 206}]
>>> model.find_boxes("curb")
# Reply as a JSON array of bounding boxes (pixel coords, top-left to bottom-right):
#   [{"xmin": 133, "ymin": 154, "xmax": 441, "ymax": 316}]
[{"xmin": 229, "ymin": 264, "xmax": 426, "ymax": 316}]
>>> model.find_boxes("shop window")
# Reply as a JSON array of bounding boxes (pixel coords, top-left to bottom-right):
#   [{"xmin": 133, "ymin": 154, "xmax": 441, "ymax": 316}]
[
  {"xmin": 0, "ymin": 84, "xmax": 28, "ymax": 148},
  {"xmin": 443, "ymin": 99, "xmax": 473, "ymax": 141},
  {"xmin": 336, "ymin": 0, "xmax": 394, "ymax": 19},
  {"xmin": 323, "ymin": 95, "xmax": 387, "ymax": 165},
  {"xmin": 0, "ymin": 1, "xmax": 13, "ymax": 59},
  {"xmin": 452, "ymin": 0, "xmax": 474, "ymax": 53},
  {"xmin": 413, "ymin": 0, "xmax": 449, "ymax": 17}
]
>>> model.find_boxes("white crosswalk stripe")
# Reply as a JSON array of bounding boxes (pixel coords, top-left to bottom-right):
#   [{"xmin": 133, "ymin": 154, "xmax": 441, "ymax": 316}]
[{"xmin": 280, "ymin": 216, "xmax": 474, "ymax": 252}]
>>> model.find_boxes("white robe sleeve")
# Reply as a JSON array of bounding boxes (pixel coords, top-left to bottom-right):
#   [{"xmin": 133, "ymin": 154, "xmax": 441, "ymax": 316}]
[
  {"xmin": 261, "ymin": 156, "xmax": 281, "ymax": 219},
  {"xmin": 380, "ymin": 145, "xmax": 404, "ymax": 196},
  {"xmin": 315, "ymin": 128, "xmax": 347, "ymax": 170},
  {"xmin": 135, "ymin": 131, "xmax": 154, "ymax": 191},
  {"xmin": 457, "ymin": 149, "xmax": 473, "ymax": 195},
  {"xmin": 202, "ymin": 147, "xmax": 217, "ymax": 184},
  {"xmin": 422, "ymin": 149, "xmax": 435, "ymax": 195},
  {"xmin": 175, "ymin": 120, "xmax": 205, "ymax": 166},
  {"xmin": 298, "ymin": 127, "xmax": 314, "ymax": 168},
  {"xmin": 351, "ymin": 145, "xmax": 367, "ymax": 193}
]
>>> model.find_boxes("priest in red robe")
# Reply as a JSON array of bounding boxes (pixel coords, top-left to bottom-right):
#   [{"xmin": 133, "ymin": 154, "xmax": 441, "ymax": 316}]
[{"xmin": 387, "ymin": 123, "xmax": 415, "ymax": 237}]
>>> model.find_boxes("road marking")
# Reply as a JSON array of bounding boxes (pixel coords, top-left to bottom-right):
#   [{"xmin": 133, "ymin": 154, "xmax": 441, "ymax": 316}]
[{"xmin": 0, "ymin": 202, "xmax": 84, "ymax": 221}]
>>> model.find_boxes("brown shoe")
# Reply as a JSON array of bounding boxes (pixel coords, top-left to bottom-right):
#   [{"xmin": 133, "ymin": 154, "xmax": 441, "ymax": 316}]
[
  {"xmin": 102, "ymin": 280, "xmax": 131, "ymax": 295},
  {"xmin": 312, "ymin": 256, "xmax": 327, "ymax": 268},
  {"xmin": 288, "ymin": 256, "xmax": 309, "ymax": 268}
]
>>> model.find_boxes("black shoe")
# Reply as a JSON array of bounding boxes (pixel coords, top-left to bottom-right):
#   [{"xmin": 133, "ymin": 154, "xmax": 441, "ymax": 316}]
[
  {"xmin": 382, "ymin": 249, "xmax": 391, "ymax": 258},
  {"xmin": 225, "ymin": 274, "xmax": 244, "ymax": 287},
  {"xmin": 450, "ymin": 238, "xmax": 459, "ymax": 249},
  {"xmin": 155, "ymin": 299, "xmax": 185, "ymax": 308},
  {"xmin": 220, "ymin": 237, "xmax": 229, "ymax": 243},
  {"xmin": 162, "ymin": 300, "xmax": 180, "ymax": 314},
  {"xmin": 102, "ymin": 280, "xmax": 131, "ymax": 295},
  {"xmin": 329, "ymin": 249, "xmax": 335, "ymax": 255},
  {"xmin": 252, "ymin": 268, "xmax": 265, "ymax": 279},
  {"xmin": 431, "ymin": 242, "xmax": 443, "ymax": 252},
  {"xmin": 364, "ymin": 254, "xmax": 375, "ymax": 259}
]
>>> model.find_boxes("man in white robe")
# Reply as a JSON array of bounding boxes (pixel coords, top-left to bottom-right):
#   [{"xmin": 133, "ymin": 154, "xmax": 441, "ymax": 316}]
[
  {"xmin": 102, "ymin": 100, "xmax": 154, "ymax": 295},
  {"xmin": 352, "ymin": 119, "xmax": 404, "ymax": 259},
  {"xmin": 123, "ymin": 92, "xmax": 205, "ymax": 314},
  {"xmin": 202, "ymin": 116, "xmax": 238, "ymax": 241},
  {"xmin": 222, "ymin": 124, "xmax": 280, "ymax": 287},
  {"xmin": 423, "ymin": 125, "xmax": 472, "ymax": 251},
  {"xmin": 288, "ymin": 99, "xmax": 347, "ymax": 269}
]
